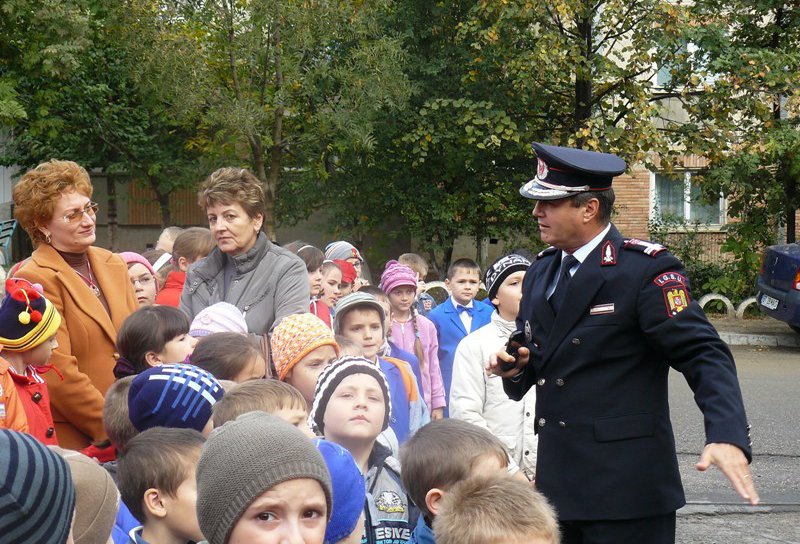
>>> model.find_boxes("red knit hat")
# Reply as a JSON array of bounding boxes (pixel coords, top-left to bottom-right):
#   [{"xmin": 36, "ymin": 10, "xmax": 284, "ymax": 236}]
[{"xmin": 332, "ymin": 259, "xmax": 357, "ymax": 284}]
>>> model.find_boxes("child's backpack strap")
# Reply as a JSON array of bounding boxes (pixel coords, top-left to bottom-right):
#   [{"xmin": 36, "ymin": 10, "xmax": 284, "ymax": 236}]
[{"xmin": 382, "ymin": 357, "xmax": 420, "ymax": 402}]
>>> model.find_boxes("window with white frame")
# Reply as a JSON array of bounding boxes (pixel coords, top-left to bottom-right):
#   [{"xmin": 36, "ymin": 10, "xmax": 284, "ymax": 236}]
[{"xmin": 652, "ymin": 171, "xmax": 725, "ymax": 226}]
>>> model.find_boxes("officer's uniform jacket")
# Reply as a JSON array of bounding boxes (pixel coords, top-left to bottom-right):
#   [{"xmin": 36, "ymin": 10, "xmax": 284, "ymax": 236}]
[{"xmin": 504, "ymin": 224, "xmax": 752, "ymax": 521}]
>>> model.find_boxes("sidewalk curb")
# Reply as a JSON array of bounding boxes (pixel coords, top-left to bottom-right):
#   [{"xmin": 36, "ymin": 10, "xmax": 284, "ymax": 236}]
[
  {"xmin": 679, "ymin": 502, "xmax": 800, "ymax": 515},
  {"xmin": 716, "ymin": 331, "xmax": 800, "ymax": 348}
]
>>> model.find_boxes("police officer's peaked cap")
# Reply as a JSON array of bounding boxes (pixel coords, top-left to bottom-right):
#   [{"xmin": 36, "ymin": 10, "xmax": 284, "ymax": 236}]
[{"xmin": 519, "ymin": 142, "xmax": 627, "ymax": 200}]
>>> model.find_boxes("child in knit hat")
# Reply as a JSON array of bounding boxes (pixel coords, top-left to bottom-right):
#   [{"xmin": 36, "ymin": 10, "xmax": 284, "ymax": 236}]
[
  {"xmin": 0, "ymin": 277, "xmax": 63, "ymax": 443},
  {"xmin": 271, "ymin": 312, "xmax": 340, "ymax": 408},
  {"xmin": 397, "ymin": 253, "xmax": 437, "ymax": 316},
  {"xmin": 358, "ymin": 285, "xmax": 425, "ymax": 402},
  {"xmin": 117, "ymin": 427, "xmax": 206, "ymax": 544},
  {"xmin": 310, "ymin": 356, "xmax": 418, "ymax": 544},
  {"xmin": 450, "ymin": 253, "xmax": 537, "ymax": 479},
  {"xmin": 0, "ymin": 429, "xmax": 76, "ymax": 544},
  {"xmin": 120, "ymin": 252, "xmax": 159, "ymax": 307},
  {"xmin": 127, "ymin": 363, "xmax": 224, "ymax": 436},
  {"xmin": 53, "ymin": 447, "xmax": 121, "ymax": 544},
  {"xmin": 196, "ymin": 411, "xmax": 333, "ymax": 544},
  {"xmin": 212, "ymin": 379, "xmax": 315, "ymax": 438},
  {"xmin": 333, "ymin": 292, "xmax": 428, "ymax": 444},
  {"xmin": 314, "ymin": 439, "xmax": 367, "ymax": 544},
  {"xmin": 320, "ymin": 261, "xmax": 343, "ymax": 314},
  {"xmin": 379, "ymin": 261, "xmax": 445, "ymax": 419},
  {"xmin": 333, "ymin": 259, "xmax": 357, "ymax": 297},
  {"xmin": 187, "ymin": 302, "xmax": 248, "ymax": 338},
  {"xmin": 189, "ymin": 332, "xmax": 266, "ymax": 382},
  {"xmin": 286, "ymin": 241, "xmax": 333, "ymax": 328}
]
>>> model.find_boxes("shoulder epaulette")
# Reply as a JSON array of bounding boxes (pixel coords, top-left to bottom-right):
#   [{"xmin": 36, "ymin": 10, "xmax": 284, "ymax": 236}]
[
  {"xmin": 536, "ymin": 247, "xmax": 558, "ymax": 259},
  {"xmin": 623, "ymin": 238, "xmax": 667, "ymax": 257}
]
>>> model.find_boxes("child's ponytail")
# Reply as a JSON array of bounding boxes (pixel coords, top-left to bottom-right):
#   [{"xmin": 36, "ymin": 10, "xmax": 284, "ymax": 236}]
[{"xmin": 410, "ymin": 306, "xmax": 427, "ymax": 372}]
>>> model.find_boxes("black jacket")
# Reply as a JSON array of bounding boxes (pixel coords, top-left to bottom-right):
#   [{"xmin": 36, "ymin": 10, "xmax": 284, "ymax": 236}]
[{"xmin": 504, "ymin": 224, "xmax": 751, "ymax": 521}]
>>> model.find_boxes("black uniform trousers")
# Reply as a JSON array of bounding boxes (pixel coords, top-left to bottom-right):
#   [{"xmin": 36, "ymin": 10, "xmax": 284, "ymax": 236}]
[{"xmin": 560, "ymin": 512, "xmax": 676, "ymax": 544}]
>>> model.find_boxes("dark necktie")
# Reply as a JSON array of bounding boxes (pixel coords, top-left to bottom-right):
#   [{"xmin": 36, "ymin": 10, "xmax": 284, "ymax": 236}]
[
  {"xmin": 457, "ymin": 305, "xmax": 474, "ymax": 316},
  {"xmin": 549, "ymin": 255, "xmax": 578, "ymax": 315}
]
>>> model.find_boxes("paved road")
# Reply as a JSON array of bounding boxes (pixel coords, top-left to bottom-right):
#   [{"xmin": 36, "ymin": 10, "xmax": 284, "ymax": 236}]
[{"xmin": 671, "ymin": 346, "xmax": 800, "ymax": 543}]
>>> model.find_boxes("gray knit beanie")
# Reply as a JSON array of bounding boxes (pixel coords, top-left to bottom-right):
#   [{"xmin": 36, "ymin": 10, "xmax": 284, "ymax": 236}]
[{"xmin": 196, "ymin": 411, "xmax": 333, "ymax": 544}]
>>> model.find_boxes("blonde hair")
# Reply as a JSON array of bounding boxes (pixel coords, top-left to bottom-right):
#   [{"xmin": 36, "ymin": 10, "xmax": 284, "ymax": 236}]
[
  {"xmin": 398, "ymin": 253, "xmax": 428, "ymax": 278},
  {"xmin": 197, "ymin": 167, "xmax": 265, "ymax": 219},
  {"xmin": 400, "ymin": 419, "xmax": 508, "ymax": 519},
  {"xmin": 103, "ymin": 376, "xmax": 138, "ymax": 454},
  {"xmin": 434, "ymin": 474, "xmax": 560, "ymax": 544},
  {"xmin": 13, "ymin": 160, "xmax": 94, "ymax": 247},
  {"xmin": 211, "ymin": 379, "xmax": 307, "ymax": 426}
]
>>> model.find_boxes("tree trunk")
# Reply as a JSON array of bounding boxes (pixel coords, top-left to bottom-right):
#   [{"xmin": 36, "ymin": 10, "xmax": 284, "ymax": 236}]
[
  {"xmin": 574, "ymin": 3, "xmax": 594, "ymax": 145},
  {"xmin": 262, "ymin": 19, "xmax": 283, "ymax": 243},
  {"xmin": 149, "ymin": 177, "xmax": 172, "ymax": 228},
  {"xmin": 106, "ymin": 174, "xmax": 118, "ymax": 251}
]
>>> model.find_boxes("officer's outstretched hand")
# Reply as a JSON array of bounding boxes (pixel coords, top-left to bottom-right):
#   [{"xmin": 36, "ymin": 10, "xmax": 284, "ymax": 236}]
[
  {"xmin": 696, "ymin": 443, "xmax": 759, "ymax": 506},
  {"xmin": 486, "ymin": 346, "xmax": 530, "ymax": 378}
]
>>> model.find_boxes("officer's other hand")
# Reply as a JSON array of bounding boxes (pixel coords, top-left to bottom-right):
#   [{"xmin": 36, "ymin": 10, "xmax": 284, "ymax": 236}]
[
  {"xmin": 486, "ymin": 347, "xmax": 530, "ymax": 378},
  {"xmin": 696, "ymin": 443, "xmax": 759, "ymax": 506}
]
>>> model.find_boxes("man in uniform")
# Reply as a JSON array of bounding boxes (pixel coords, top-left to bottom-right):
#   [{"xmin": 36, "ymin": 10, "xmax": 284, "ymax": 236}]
[{"xmin": 487, "ymin": 143, "xmax": 758, "ymax": 543}]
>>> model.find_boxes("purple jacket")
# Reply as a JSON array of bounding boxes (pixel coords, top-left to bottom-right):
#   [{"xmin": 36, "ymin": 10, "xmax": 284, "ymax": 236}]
[{"xmin": 390, "ymin": 315, "xmax": 446, "ymax": 411}]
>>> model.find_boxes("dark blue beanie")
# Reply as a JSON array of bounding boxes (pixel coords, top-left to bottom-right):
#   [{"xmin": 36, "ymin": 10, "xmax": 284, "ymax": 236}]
[
  {"xmin": 128, "ymin": 363, "xmax": 224, "ymax": 433},
  {"xmin": 314, "ymin": 438, "xmax": 367, "ymax": 544},
  {"xmin": 0, "ymin": 429, "xmax": 76, "ymax": 544}
]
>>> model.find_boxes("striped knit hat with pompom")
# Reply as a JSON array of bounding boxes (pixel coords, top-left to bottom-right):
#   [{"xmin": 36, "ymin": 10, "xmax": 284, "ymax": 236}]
[
  {"xmin": 0, "ymin": 429, "xmax": 76, "ymax": 544},
  {"xmin": 308, "ymin": 355, "xmax": 391, "ymax": 435}
]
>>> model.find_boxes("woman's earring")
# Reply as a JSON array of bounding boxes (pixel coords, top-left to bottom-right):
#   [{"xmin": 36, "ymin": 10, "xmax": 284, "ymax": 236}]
[{"xmin": 45, "ymin": 233, "xmax": 51, "ymax": 244}]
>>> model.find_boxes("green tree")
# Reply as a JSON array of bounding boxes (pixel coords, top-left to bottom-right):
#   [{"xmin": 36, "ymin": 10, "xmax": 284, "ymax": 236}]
[
  {"xmin": 668, "ymin": 1, "xmax": 800, "ymax": 248},
  {"xmin": 124, "ymin": 0, "xmax": 410, "ymax": 241},
  {"xmin": 320, "ymin": 0, "xmax": 689, "ymax": 275},
  {"xmin": 1, "ymin": 1, "xmax": 206, "ymax": 236}
]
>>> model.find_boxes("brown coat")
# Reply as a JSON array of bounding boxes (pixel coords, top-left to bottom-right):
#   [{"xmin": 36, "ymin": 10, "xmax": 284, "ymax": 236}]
[{"xmin": 16, "ymin": 244, "xmax": 137, "ymax": 449}]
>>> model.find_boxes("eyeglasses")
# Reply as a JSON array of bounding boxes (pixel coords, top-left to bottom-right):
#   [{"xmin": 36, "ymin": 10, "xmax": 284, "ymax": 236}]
[
  {"xmin": 62, "ymin": 202, "xmax": 99, "ymax": 224},
  {"xmin": 131, "ymin": 275, "xmax": 155, "ymax": 287}
]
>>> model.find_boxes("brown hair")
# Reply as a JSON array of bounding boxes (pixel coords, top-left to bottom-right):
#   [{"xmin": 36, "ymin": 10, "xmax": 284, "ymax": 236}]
[
  {"xmin": 103, "ymin": 376, "xmax": 138, "ymax": 454},
  {"xmin": 434, "ymin": 474, "xmax": 560, "ymax": 544},
  {"xmin": 398, "ymin": 253, "xmax": 428, "ymax": 279},
  {"xmin": 116, "ymin": 306, "xmax": 191, "ymax": 375},
  {"xmin": 446, "ymin": 258, "xmax": 480, "ymax": 280},
  {"xmin": 172, "ymin": 227, "xmax": 215, "ymax": 263},
  {"xmin": 189, "ymin": 332, "xmax": 263, "ymax": 381},
  {"xmin": 118, "ymin": 428, "xmax": 205, "ymax": 522},
  {"xmin": 211, "ymin": 379, "xmax": 307, "ymax": 426},
  {"xmin": 13, "ymin": 160, "xmax": 94, "ymax": 247},
  {"xmin": 400, "ymin": 419, "xmax": 508, "ymax": 519},
  {"xmin": 285, "ymin": 241, "xmax": 325, "ymax": 272},
  {"xmin": 197, "ymin": 167, "xmax": 265, "ymax": 219}
]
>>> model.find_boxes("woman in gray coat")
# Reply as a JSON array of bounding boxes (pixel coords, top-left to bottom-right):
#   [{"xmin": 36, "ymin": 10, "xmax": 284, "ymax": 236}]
[{"xmin": 180, "ymin": 167, "xmax": 310, "ymax": 339}]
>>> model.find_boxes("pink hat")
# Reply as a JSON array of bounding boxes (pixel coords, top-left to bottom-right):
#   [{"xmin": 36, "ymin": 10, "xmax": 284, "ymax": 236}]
[
  {"xmin": 189, "ymin": 302, "xmax": 248, "ymax": 337},
  {"xmin": 119, "ymin": 251, "xmax": 159, "ymax": 292},
  {"xmin": 379, "ymin": 260, "xmax": 417, "ymax": 295}
]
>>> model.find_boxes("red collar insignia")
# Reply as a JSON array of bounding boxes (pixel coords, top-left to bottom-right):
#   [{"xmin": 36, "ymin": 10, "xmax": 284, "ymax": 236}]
[{"xmin": 600, "ymin": 240, "xmax": 616, "ymax": 266}]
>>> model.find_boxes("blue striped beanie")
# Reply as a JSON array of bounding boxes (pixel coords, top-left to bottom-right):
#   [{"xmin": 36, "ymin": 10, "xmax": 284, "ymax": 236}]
[
  {"xmin": 0, "ymin": 429, "xmax": 76, "ymax": 544},
  {"xmin": 128, "ymin": 363, "xmax": 224, "ymax": 433}
]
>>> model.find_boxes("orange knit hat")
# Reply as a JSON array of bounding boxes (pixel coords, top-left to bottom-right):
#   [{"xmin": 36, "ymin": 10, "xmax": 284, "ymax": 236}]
[{"xmin": 271, "ymin": 313, "xmax": 340, "ymax": 380}]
